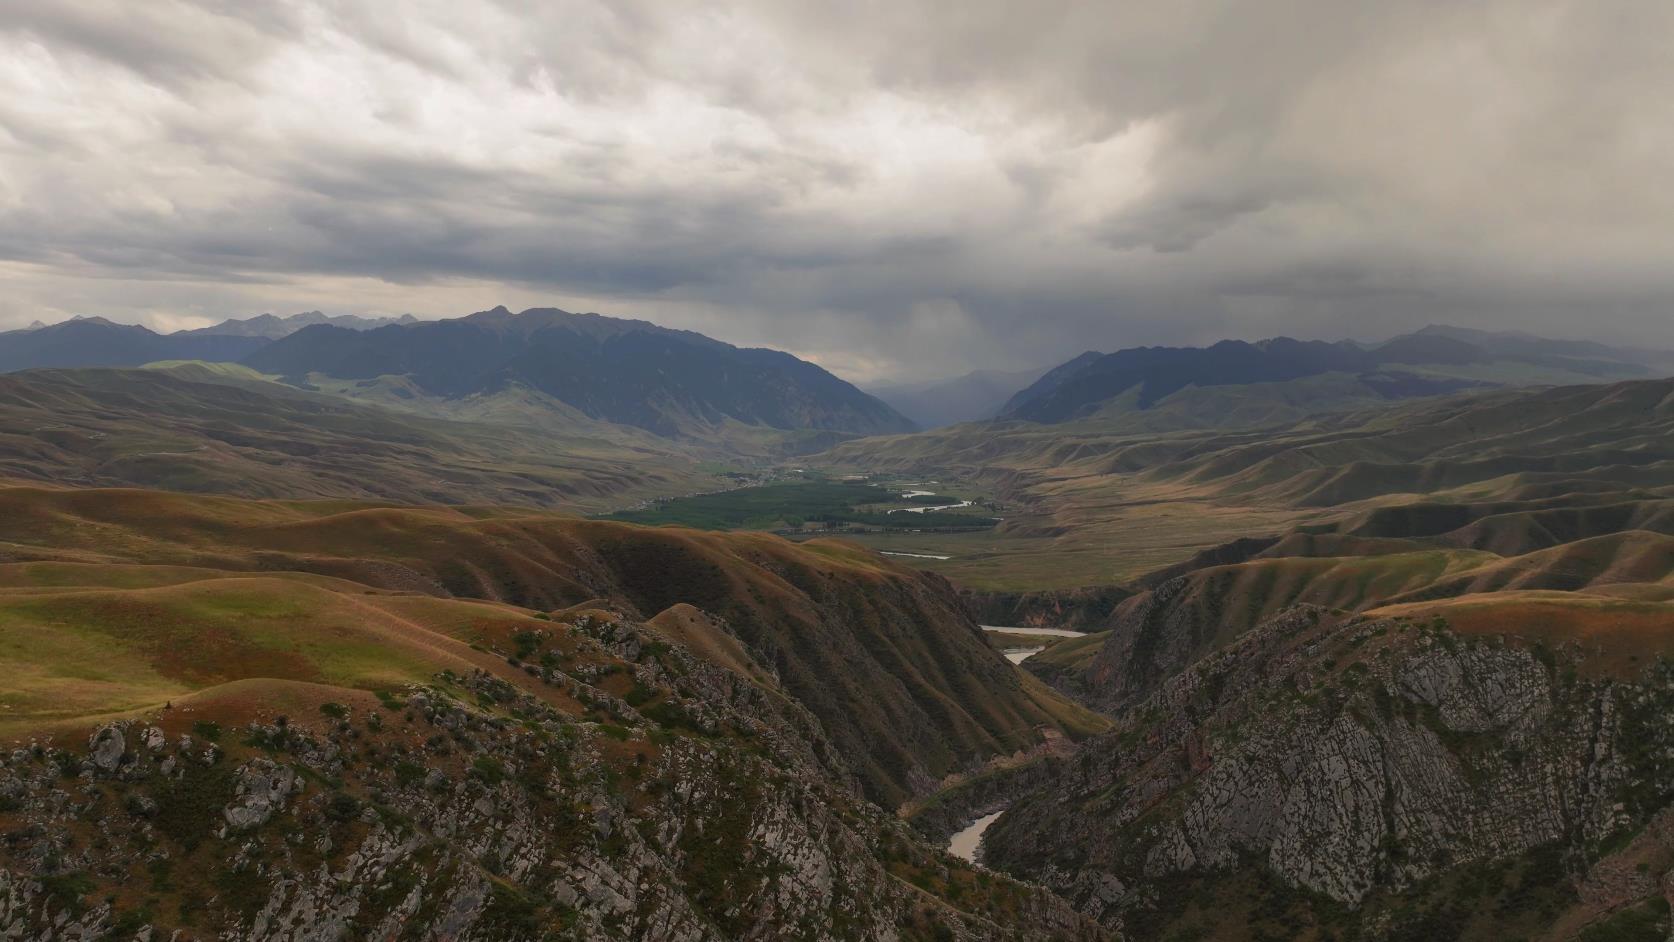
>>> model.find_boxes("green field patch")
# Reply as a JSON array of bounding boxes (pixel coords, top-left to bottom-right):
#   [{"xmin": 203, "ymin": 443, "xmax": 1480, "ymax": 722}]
[{"xmin": 601, "ymin": 481, "xmax": 998, "ymax": 533}]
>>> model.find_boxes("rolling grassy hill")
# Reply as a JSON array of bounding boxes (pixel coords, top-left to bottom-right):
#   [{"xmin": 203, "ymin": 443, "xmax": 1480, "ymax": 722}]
[
  {"xmin": 1368, "ymin": 591, "xmax": 1674, "ymax": 677},
  {"xmin": 0, "ymin": 483, "xmax": 1106, "ymax": 805},
  {"xmin": 0, "ymin": 366, "xmax": 707, "ymax": 511},
  {"xmin": 1082, "ymin": 530, "xmax": 1674, "ymax": 711},
  {"xmin": 0, "ymin": 573, "xmax": 539, "ymax": 735},
  {"xmin": 820, "ymin": 377, "xmax": 1674, "ymax": 589},
  {"xmin": 0, "ymin": 548, "xmax": 1106, "ymax": 940}
]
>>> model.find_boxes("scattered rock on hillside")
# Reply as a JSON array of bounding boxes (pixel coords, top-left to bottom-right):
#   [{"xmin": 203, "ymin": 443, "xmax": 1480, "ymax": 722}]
[
  {"xmin": 87, "ymin": 724, "xmax": 125, "ymax": 773},
  {"xmin": 224, "ymin": 759, "xmax": 298, "ymax": 831}
]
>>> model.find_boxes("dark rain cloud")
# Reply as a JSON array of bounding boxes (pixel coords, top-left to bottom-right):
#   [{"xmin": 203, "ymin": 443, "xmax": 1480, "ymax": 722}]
[{"xmin": 0, "ymin": 0, "xmax": 1670, "ymax": 381}]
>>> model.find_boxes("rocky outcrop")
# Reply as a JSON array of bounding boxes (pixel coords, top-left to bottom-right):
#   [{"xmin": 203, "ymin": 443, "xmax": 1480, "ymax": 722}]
[
  {"xmin": 985, "ymin": 605, "xmax": 1674, "ymax": 937},
  {"xmin": 0, "ymin": 611, "xmax": 1107, "ymax": 941},
  {"xmin": 85, "ymin": 725, "xmax": 125, "ymax": 773},
  {"xmin": 222, "ymin": 759, "xmax": 297, "ymax": 831},
  {"xmin": 1081, "ymin": 573, "xmax": 1231, "ymax": 713}
]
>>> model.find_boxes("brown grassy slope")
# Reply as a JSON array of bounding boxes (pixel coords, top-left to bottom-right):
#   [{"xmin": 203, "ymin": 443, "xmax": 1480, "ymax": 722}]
[
  {"xmin": 819, "ymin": 379, "xmax": 1674, "ymax": 589},
  {"xmin": 1366, "ymin": 591, "xmax": 1674, "ymax": 680},
  {"xmin": 1158, "ymin": 379, "xmax": 1674, "ymax": 505},
  {"xmin": 1342, "ymin": 496, "xmax": 1674, "ymax": 555},
  {"xmin": 0, "ymin": 571, "xmax": 573, "ymax": 737},
  {"xmin": 0, "ymin": 367, "xmax": 703, "ymax": 510},
  {"xmin": 0, "ymin": 586, "xmax": 1110, "ymax": 942},
  {"xmin": 1080, "ymin": 530, "xmax": 1674, "ymax": 710},
  {"xmin": 0, "ymin": 484, "xmax": 1107, "ymax": 804}
]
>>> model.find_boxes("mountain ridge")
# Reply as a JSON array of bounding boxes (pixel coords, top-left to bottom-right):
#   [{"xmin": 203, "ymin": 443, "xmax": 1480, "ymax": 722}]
[
  {"xmin": 246, "ymin": 306, "xmax": 917, "ymax": 439},
  {"xmin": 182, "ymin": 309, "xmax": 418, "ymax": 338},
  {"xmin": 0, "ymin": 317, "xmax": 269, "ymax": 372},
  {"xmin": 997, "ymin": 327, "xmax": 1667, "ymax": 425},
  {"xmin": 0, "ymin": 306, "xmax": 918, "ymax": 447}
]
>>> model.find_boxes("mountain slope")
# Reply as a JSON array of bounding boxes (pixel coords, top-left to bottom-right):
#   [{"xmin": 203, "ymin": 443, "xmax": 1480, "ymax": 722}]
[
  {"xmin": 1002, "ymin": 336, "xmax": 1493, "ymax": 423},
  {"xmin": 820, "ymin": 367, "xmax": 1674, "ymax": 937},
  {"xmin": 998, "ymin": 351, "xmax": 1104, "ymax": 416},
  {"xmin": 0, "ymin": 484, "xmax": 1107, "ymax": 806},
  {"xmin": 0, "ymin": 367, "xmax": 699, "ymax": 510},
  {"xmin": 1155, "ymin": 378, "xmax": 1674, "ymax": 507},
  {"xmin": 1080, "ymin": 528, "xmax": 1674, "ymax": 713},
  {"xmin": 1415, "ymin": 323, "xmax": 1674, "ymax": 374},
  {"xmin": 1011, "ymin": 377, "xmax": 1674, "ymax": 709},
  {"xmin": 181, "ymin": 310, "xmax": 418, "ymax": 339},
  {"xmin": 996, "ymin": 326, "xmax": 1665, "ymax": 426},
  {"xmin": 820, "ymin": 376, "xmax": 1674, "ymax": 590},
  {"xmin": 0, "ymin": 560, "xmax": 1104, "ymax": 940},
  {"xmin": 0, "ymin": 317, "xmax": 269, "ymax": 372},
  {"xmin": 987, "ymin": 603, "xmax": 1674, "ymax": 939},
  {"xmin": 245, "ymin": 306, "xmax": 916, "ymax": 440},
  {"xmin": 940, "ymin": 375, "xmax": 1674, "ymax": 936}
]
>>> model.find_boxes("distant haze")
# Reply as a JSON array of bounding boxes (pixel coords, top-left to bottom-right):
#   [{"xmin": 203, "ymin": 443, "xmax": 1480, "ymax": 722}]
[{"xmin": 1, "ymin": 1, "xmax": 1671, "ymax": 382}]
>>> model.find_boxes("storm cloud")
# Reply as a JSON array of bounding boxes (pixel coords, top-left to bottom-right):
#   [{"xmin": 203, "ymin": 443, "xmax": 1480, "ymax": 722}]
[{"xmin": 0, "ymin": 0, "xmax": 1670, "ymax": 381}]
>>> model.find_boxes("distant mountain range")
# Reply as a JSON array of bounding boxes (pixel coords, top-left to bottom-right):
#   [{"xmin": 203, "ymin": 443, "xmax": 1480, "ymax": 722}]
[
  {"xmin": 998, "ymin": 325, "xmax": 1674, "ymax": 425},
  {"xmin": 8, "ymin": 311, "xmax": 1669, "ymax": 444},
  {"xmin": 0, "ymin": 316, "xmax": 271, "ymax": 372},
  {"xmin": 0, "ymin": 306, "xmax": 914, "ymax": 444},
  {"xmin": 181, "ymin": 310, "xmax": 418, "ymax": 339},
  {"xmin": 858, "ymin": 323, "xmax": 1674, "ymax": 434},
  {"xmin": 0, "ymin": 312, "xmax": 404, "ymax": 372},
  {"xmin": 245, "ymin": 306, "xmax": 915, "ymax": 439},
  {"xmin": 868, "ymin": 364, "xmax": 1069, "ymax": 428}
]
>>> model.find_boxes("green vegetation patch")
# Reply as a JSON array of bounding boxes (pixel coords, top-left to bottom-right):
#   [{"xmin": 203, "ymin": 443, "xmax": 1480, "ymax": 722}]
[{"xmin": 602, "ymin": 481, "xmax": 997, "ymax": 533}]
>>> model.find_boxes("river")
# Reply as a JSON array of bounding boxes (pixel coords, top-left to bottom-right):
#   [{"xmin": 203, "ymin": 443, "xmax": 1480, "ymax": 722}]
[
  {"xmin": 980, "ymin": 624, "xmax": 1085, "ymax": 638},
  {"xmin": 946, "ymin": 810, "xmax": 1005, "ymax": 863},
  {"xmin": 888, "ymin": 499, "xmax": 974, "ymax": 514},
  {"xmin": 950, "ymin": 628, "xmax": 1082, "ymax": 859}
]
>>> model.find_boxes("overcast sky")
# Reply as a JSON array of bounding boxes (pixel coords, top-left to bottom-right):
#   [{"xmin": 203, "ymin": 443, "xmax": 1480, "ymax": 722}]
[{"xmin": 1, "ymin": 1, "xmax": 1670, "ymax": 383}]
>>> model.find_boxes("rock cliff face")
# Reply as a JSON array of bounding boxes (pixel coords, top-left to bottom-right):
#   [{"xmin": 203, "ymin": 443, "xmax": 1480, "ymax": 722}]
[
  {"xmin": 0, "ymin": 611, "xmax": 1106, "ymax": 941},
  {"xmin": 1080, "ymin": 574, "xmax": 1225, "ymax": 714},
  {"xmin": 987, "ymin": 605, "xmax": 1674, "ymax": 938}
]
